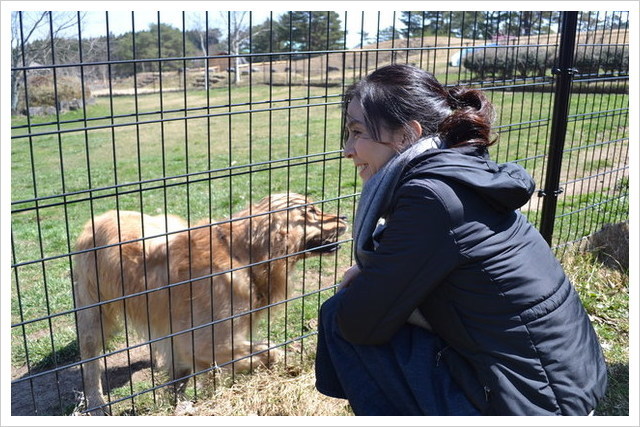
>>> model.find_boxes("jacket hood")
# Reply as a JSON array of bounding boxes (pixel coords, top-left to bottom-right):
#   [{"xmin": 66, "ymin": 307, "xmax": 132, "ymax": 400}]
[{"xmin": 402, "ymin": 145, "xmax": 536, "ymax": 212}]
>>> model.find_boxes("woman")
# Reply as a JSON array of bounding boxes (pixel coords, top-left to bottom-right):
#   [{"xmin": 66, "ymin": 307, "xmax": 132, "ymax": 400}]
[{"xmin": 314, "ymin": 64, "xmax": 607, "ymax": 416}]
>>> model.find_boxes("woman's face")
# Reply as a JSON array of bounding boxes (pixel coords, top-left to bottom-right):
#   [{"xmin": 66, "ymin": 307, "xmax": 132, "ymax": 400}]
[{"xmin": 343, "ymin": 99, "xmax": 406, "ymax": 183}]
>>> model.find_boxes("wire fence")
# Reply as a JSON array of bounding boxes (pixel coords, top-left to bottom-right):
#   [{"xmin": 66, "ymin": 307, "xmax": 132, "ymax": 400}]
[{"xmin": 9, "ymin": 10, "xmax": 629, "ymax": 415}]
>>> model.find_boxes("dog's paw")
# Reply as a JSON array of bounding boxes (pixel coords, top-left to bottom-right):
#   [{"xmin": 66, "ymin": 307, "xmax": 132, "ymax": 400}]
[
  {"xmin": 74, "ymin": 390, "xmax": 110, "ymax": 416},
  {"xmin": 252, "ymin": 341, "xmax": 283, "ymax": 367},
  {"xmin": 174, "ymin": 400, "xmax": 196, "ymax": 416}
]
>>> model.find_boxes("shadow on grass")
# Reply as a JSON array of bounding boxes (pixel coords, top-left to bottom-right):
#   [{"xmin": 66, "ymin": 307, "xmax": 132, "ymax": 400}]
[
  {"xmin": 596, "ymin": 362, "xmax": 629, "ymax": 416},
  {"xmin": 11, "ymin": 340, "xmax": 153, "ymax": 416}
]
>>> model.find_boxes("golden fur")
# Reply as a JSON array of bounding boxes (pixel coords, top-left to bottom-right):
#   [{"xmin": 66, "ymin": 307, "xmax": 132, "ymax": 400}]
[{"xmin": 73, "ymin": 193, "xmax": 347, "ymax": 414}]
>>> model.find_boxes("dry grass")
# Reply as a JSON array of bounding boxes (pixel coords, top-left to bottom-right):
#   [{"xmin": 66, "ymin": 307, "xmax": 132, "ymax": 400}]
[
  {"xmin": 561, "ymin": 221, "xmax": 629, "ymax": 416},
  {"xmin": 172, "ymin": 362, "xmax": 353, "ymax": 417},
  {"xmin": 167, "ymin": 221, "xmax": 630, "ymax": 417},
  {"xmin": 57, "ymin": 221, "xmax": 628, "ymax": 417}
]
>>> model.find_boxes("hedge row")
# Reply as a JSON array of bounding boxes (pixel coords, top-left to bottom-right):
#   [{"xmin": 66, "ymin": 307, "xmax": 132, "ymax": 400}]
[
  {"xmin": 462, "ymin": 45, "xmax": 629, "ymax": 80},
  {"xmin": 574, "ymin": 45, "xmax": 629, "ymax": 76}
]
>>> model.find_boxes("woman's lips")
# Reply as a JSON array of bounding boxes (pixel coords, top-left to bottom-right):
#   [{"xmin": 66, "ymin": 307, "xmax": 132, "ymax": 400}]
[{"xmin": 356, "ymin": 163, "xmax": 368, "ymax": 178}]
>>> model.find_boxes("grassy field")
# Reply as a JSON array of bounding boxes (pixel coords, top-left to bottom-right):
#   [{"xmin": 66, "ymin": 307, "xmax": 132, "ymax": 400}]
[
  {"xmin": 10, "ymin": 82, "xmax": 629, "ymax": 416},
  {"xmin": 70, "ymin": 235, "xmax": 632, "ymax": 417},
  {"xmin": 79, "ymin": 222, "xmax": 626, "ymax": 417}
]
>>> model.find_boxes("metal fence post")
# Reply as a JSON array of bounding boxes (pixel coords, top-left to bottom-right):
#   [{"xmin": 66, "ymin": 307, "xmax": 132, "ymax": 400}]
[{"xmin": 538, "ymin": 11, "xmax": 579, "ymax": 245}]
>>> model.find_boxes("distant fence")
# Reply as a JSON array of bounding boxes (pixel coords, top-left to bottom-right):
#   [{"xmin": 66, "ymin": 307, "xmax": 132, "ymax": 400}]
[{"xmin": 10, "ymin": 10, "xmax": 629, "ymax": 415}]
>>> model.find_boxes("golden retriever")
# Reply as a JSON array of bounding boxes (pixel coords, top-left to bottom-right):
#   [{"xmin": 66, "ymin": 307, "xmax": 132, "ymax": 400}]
[{"xmin": 73, "ymin": 193, "xmax": 347, "ymax": 415}]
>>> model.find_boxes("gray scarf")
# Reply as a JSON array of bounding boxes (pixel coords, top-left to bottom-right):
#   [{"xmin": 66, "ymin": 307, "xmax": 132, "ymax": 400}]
[{"xmin": 353, "ymin": 136, "xmax": 442, "ymax": 267}]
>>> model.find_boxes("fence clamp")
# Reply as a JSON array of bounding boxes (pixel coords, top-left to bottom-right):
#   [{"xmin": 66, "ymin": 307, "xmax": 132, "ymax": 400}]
[
  {"xmin": 537, "ymin": 188, "xmax": 564, "ymax": 198},
  {"xmin": 551, "ymin": 67, "xmax": 578, "ymax": 76}
]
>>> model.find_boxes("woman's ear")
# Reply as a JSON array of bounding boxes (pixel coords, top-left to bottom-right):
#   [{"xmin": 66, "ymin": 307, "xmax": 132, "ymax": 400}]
[{"xmin": 407, "ymin": 120, "xmax": 423, "ymax": 141}]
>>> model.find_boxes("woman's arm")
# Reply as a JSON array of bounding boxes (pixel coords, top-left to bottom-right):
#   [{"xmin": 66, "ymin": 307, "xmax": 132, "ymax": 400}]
[
  {"xmin": 338, "ymin": 265, "xmax": 361, "ymax": 290},
  {"xmin": 335, "ymin": 182, "xmax": 459, "ymax": 345}
]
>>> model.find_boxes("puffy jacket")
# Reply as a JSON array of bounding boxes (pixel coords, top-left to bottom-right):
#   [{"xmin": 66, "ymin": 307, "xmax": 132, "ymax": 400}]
[{"xmin": 335, "ymin": 145, "xmax": 608, "ymax": 415}]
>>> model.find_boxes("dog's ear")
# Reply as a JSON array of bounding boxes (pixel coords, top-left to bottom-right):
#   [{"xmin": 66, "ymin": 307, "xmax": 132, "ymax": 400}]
[
  {"xmin": 264, "ymin": 221, "xmax": 296, "ymax": 256},
  {"xmin": 265, "ymin": 221, "xmax": 290, "ymax": 248}
]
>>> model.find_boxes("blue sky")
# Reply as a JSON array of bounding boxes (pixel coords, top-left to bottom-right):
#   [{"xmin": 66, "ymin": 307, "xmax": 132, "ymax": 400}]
[
  {"xmin": 79, "ymin": 9, "xmax": 398, "ymax": 49},
  {"xmin": 13, "ymin": 3, "xmax": 629, "ymax": 49},
  {"xmin": 12, "ymin": 5, "xmax": 402, "ymax": 49}
]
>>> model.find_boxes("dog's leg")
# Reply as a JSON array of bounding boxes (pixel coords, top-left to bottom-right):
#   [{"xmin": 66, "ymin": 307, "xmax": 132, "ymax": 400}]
[
  {"xmin": 226, "ymin": 308, "xmax": 283, "ymax": 373},
  {"xmin": 224, "ymin": 340, "xmax": 283, "ymax": 373},
  {"xmin": 74, "ymin": 258, "xmax": 121, "ymax": 416},
  {"xmin": 166, "ymin": 330, "xmax": 194, "ymax": 398},
  {"xmin": 76, "ymin": 300, "xmax": 119, "ymax": 415},
  {"xmin": 142, "ymin": 285, "xmax": 193, "ymax": 400}
]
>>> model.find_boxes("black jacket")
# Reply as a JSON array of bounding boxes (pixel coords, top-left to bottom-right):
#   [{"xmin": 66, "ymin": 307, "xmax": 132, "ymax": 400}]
[{"xmin": 335, "ymin": 146, "xmax": 608, "ymax": 415}]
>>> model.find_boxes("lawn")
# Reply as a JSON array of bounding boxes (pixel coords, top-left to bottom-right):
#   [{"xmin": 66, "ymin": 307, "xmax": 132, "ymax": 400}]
[{"xmin": 10, "ymin": 83, "xmax": 629, "ymax": 416}]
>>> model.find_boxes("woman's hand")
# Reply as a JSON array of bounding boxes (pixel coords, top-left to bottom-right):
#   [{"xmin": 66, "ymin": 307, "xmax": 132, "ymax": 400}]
[{"xmin": 338, "ymin": 265, "xmax": 361, "ymax": 291}]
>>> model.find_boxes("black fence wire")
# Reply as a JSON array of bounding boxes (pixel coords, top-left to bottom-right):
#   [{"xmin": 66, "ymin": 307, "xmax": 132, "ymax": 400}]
[{"xmin": 9, "ymin": 10, "xmax": 629, "ymax": 415}]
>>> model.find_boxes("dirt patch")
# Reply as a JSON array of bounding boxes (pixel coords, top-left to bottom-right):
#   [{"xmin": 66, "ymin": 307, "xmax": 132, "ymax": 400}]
[
  {"xmin": 11, "ymin": 344, "xmax": 153, "ymax": 416},
  {"xmin": 10, "ymin": 270, "xmax": 343, "ymax": 416},
  {"xmin": 10, "ymin": 338, "xmax": 346, "ymax": 417},
  {"xmin": 521, "ymin": 143, "xmax": 628, "ymax": 213},
  {"xmin": 91, "ymin": 87, "xmax": 183, "ymax": 97}
]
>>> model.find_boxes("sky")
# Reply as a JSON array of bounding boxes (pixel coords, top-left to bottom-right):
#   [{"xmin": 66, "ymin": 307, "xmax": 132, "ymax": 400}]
[
  {"xmin": 10, "ymin": 2, "xmax": 637, "ymax": 49},
  {"xmin": 78, "ymin": 9, "xmax": 399, "ymax": 49},
  {"xmin": 10, "ymin": 3, "xmax": 406, "ymax": 49}
]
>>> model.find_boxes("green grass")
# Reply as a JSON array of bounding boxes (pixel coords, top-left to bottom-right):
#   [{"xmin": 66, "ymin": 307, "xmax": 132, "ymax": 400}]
[
  {"xmin": 562, "ymin": 248, "xmax": 629, "ymax": 416},
  {"xmin": 10, "ymin": 84, "xmax": 357, "ymax": 375},
  {"xmin": 10, "ymin": 85, "xmax": 629, "ymax": 415},
  {"xmin": 551, "ymin": 181, "xmax": 629, "ymax": 250}
]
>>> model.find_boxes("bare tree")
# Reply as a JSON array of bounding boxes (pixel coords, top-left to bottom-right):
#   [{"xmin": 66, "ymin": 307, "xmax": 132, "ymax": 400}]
[
  {"xmin": 81, "ymin": 36, "xmax": 109, "ymax": 87},
  {"xmin": 186, "ymin": 12, "xmax": 222, "ymax": 88},
  {"xmin": 11, "ymin": 11, "xmax": 47, "ymax": 113},
  {"xmin": 10, "ymin": 11, "xmax": 81, "ymax": 114},
  {"xmin": 220, "ymin": 11, "xmax": 251, "ymax": 84}
]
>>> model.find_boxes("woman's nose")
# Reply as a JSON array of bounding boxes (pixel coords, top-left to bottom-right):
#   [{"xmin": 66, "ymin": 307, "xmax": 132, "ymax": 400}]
[{"xmin": 343, "ymin": 140, "xmax": 354, "ymax": 158}]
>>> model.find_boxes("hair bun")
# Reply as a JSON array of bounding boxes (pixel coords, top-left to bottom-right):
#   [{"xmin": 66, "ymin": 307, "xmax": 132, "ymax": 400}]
[
  {"xmin": 447, "ymin": 88, "xmax": 461, "ymax": 109},
  {"xmin": 448, "ymin": 87, "xmax": 482, "ymax": 111},
  {"xmin": 439, "ymin": 86, "xmax": 497, "ymax": 148}
]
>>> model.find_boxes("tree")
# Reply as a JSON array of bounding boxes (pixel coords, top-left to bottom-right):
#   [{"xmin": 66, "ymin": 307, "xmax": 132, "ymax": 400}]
[
  {"xmin": 492, "ymin": 11, "xmax": 560, "ymax": 37},
  {"xmin": 108, "ymin": 23, "xmax": 199, "ymax": 76},
  {"xmin": 250, "ymin": 14, "xmax": 293, "ymax": 61},
  {"xmin": 399, "ymin": 11, "xmax": 425, "ymax": 38},
  {"xmin": 250, "ymin": 15, "xmax": 281, "ymax": 62},
  {"xmin": 10, "ymin": 11, "xmax": 80, "ymax": 114},
  {"xmin": 273, "ymin": 11, "xmax": 345, "ymax": 53},
  {"xmin": 401, "ymin": 11, "xmax": 496, "ymax": 39},
  {"xmin": 355, "ymin": 30, "xmax": 375, "ymax": 47},
  {"xmin": 377, "ymin": 26, "xmax": 398, "ymax": 43},
  {"xmin": 604, "ymin": 11, "xmax": 629, "ymax": 30},
  {"xmin": 399, "ymin": 11, "xmax": 560, "ymax": 41},
  {"xmin": 184, "ymin": 13, "xmax": 223, "ymax": 90},
  {"xmin": 185, "ymin": 15, "xmax": 222, "ymax": 59},
  {"xmin": 219, "ymin": 11, "xmax": 252, "ymax": 83}
]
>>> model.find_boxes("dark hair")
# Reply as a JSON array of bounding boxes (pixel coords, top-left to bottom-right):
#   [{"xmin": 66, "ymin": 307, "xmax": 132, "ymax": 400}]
[{"xmin": 342, "ymin": 64, "xmax": 497, "ymax": 148}]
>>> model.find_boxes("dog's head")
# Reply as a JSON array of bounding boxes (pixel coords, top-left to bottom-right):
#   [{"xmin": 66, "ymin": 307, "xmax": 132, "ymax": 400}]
[{"xmin": 244, "ymin": 193, "xmax": 348, "ymax": 258}]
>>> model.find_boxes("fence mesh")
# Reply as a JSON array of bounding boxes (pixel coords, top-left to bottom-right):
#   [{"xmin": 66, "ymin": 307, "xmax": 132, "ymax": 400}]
[{"xmin": 9, "ymin": 10, "xmax": 629, "ymax": 415}]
